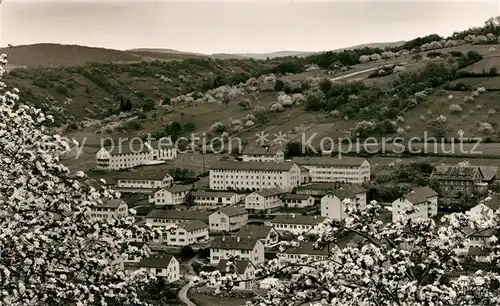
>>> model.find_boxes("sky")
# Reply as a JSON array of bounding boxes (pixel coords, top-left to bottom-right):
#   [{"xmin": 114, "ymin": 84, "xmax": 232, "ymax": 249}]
[{"xmin": 1, "ymin": 0, "xmax": 499, "ymax": 54}]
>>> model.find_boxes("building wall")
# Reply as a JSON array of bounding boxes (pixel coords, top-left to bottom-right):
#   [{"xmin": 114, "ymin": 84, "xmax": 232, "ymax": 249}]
[
  {"xmin": 242, "ymin": 151, "xmax": 285, "ymax": 163},
  {"xmin": 209, "ymin": 212, "xmax": 248, "ymax": 232},
  {"xmin": 428, "ymin": 195, "xmax": 438, "ymax": 217},
  {"xmin": 245, "ymin": 193, "xmax": 283, "ymax": 211},
  {"xmin": 193, "ymin": 194, "xmax": 240, "ymax": 206},
  {"xmin": 117, "ymin": 175, "xmax": 173, "ymax": 189},
  {"xmin": 469, "ymin": 203, "xmax": 494, "ymax": 219},
  {"xmin": 154, "ymin": 190, "xmax": 189, "ymax": 206},
  {"xmin": 299, "ymin": 160, "xmax": 370, "ymax": 184},
  {"xmin": 138, "ymin": 257, "xmax": 180, "ymax": 282},
  {"xmin": 272, "ymin": 222, "xmax": 317, "ymax": 235},
  {"xmin": 391, "ymin": 198, "xmax": 429, "ymax": 222},
  {"xmin": 96, "ymin": 148, "xmax": 176, "ymax": 170},
  {"xmin": 210, "ymin": 241, "xmax": 264, "ymax": 265},
  {"xmin": 167, "ymin": 227, "xmax": 209, "ymax": 246},
  {"xmin": 283, "ymin": 197, "xmax": 314, "ymax": 208},
  {"xmin": 320, "ymin": 193, "xmax": 366, "ymax": 221},
  {"xmin": 89, "ymin": 202, "xmax": 129, "ymax": 220},
  {"xmin": 209, "ymin": 165, "xmax": 301, "ymax": 191}
]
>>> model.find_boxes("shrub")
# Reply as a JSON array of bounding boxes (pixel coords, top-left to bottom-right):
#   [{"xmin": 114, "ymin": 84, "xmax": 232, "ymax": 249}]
[
  {"xmin": 210, "ymin": 122, "xmax": 225, "ymax": 133},
  {"xmin": 292, "ymin": 93, "xmax": 306, "ymax": 105},
  {"xmin": 253, "ymin": 106, "xmax": 268, "ymax": 122},
  {"xmin": 274, "ymin": 79, "xmax": 284, "ymax": 92},
  {"xmin": 245, "ymin": 120, "xmax": 255, "ymax": 127},
  {"xmin": 277, "ymin": 93, "xmax": 293, "ymax": 106},
  {"xmin": 270, "ymin": 103, "xmax": 284, "ymax": 112},
  {"xmin": 319, "ymin": 78, "xmax": 333, "ymax": 94},
  {"xmin": 478, "ymin": 122, "xmax": 494, "ymax": 135},
  {"xmin": 489, "ymin": 66, "xmax": 498, "ymax": 76},
  {"xmin": 449, "ymin": 104, "xmax": 463, "ymax": 114},
  {"xmin": 449, "ymin": 51, "xmax": 463, "ymax": 57},
  {"xmin": 238, "ymin": 99, "xmax": 252, "ymax": 109}
]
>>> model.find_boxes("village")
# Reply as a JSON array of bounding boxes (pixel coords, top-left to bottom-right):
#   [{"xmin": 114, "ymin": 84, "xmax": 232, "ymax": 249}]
[{"xmin": 89, "ymin": 138, "xmax": 500, "ymax": 302}]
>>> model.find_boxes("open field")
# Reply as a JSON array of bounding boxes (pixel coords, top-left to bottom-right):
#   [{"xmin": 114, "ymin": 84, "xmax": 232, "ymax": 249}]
[
  {"xmin": 460, "ymin": 56, "xmax": 500, "ymax": 73},
  {"xmin": 447, "ymin": 77, "xmax": 500, "ymax": 90}
]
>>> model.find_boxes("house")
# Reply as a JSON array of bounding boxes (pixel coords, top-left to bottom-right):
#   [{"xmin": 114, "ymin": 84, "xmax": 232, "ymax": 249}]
[
  {"xmin": 150, "ymin": 185, "xmax": 191, "ymax": 206},
  {"xmin": 116, "ymin": 169, "xmax": 173, "ymax": 192},
  {"xmin": 166, "ymin": 220, "xmax": 209, "ymax": 246},
  {"xmin": 123, "ymin": 242, "xmax": 152, "ymax": 263},
  {"xmin": 282, "ymin": 194, "xmax": 315, "ymax": 208},
  {"xmin": 281, "ymin": 242, "xmax": 337, "ymax": 262},
  {"xmin": 479, "ymin": 166, "xmax": 498, "ymax": 184},
  {"xmin": 391, "ymin": 186, "xmax": 438, "ymax": 222},
  {"xmin": 296, "ymin": 182, "xmax": 366, "ymax": 199},
  {"xmin": 125, "ymin": 253, "xmax": 180, "ymax": 283},
  {"xmin": 237, "ymin": 225, "xmax": 280, "ymax": 247},
  {"xmin": 96, "ymin": 140, "xmax": 177, "ymax": 170},
  {"xmin": 209, "ymin": 206, "xmax": 248, "ymax": 232},
  {"xmin": 241, "ymin": 145, "xmax": 285, "ymax": 163},
  {"xmin": 430, "ymin": 165, "xmax": 487, "ymax": 198},
  {"xmin": 210, "ymin": 236, "xmax": 264, "ymax": 265},
  {"xmin": 320, "ymin": 185, "xmax": 368, "ymax": 220},
  {"xmin": 271, "ymin": 215, "xmax": 328, "ymax": 235},
  {"xmin": 454, "ymin": 227, "xmax": 498, "ymax": 256},
  {"xmin": 145, "ymin": 210, "xmax": 210, "ymax": 227},
  {"xmin": 190, "ymin": 191, "xmax": 241, "ymax": 207},
  {"xmin": 468, "ymin": 193, "xmax": 500, "ymax": 219},
  {"xmin": 89, "ymin": 199, "xmax": 129, "ymax": 220},
  {"xmin": 244, "ymin": 188, "xmax": 287, "ymax": 213},
  {"xmin": 292, "ymin": 157, "xmax": 370, "ymax": 183},
  {"xmin": 298, "ymin": 165, "xmax": 311, "ymax": 184},
  {"xmin": 467, "ymin": 246, "xmax": 491, "ymax": 263},
  {"xmin": 209, "ymin": 161, "xmax": 301, "ymax": 191},
  {"xmin": 214, "ymin": 259, "xmax": 256, "ymax": 290}
]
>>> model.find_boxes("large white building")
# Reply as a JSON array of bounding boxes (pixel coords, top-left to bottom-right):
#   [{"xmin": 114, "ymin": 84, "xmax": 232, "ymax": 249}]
[
  {"xmin": 210, "ymin": 236, "xmax": 264, "ymax": 265},
  {"xmin": 116, "ymin": 169, "xmax": 174, "ymax": 192},
  {"xmin": 150, "ymin": 185, "xmax": 192, "ymax": 206},
  {"xmin": 271, "ymin": 215, "xmax": 328, "ymax": 235},
  {"xmin": 241, "ymin": 146, "xmax": 285, "ymax": 163},
  {"xmin": 292, "ymin": 157, "xmax": 370, "ymax": 183},
  {"xmin": 96, "ymin": 140, "xmax": 177, "ymax": 170},
  {"xmin": 209, "ymin": 161, "xmax": 301, "ymax": 191},
  {"xmin": 209, "ymin": 206, "xmax": 248, "ymax": 232},
  {"xmin": 166, "ymin": 220, "xmax": 209, "ymax": 246},
  {"xmin": 245, "ymin": 188, "xmax": 287, "ymax": 213},
  {"xmin": 392, "ymin": 187, "xmax": 438, "ymax": 222},
  {"xmin": 320, "ymin": 185, "xmax": 367, "ymax": 221},
  {"xmin": 190, "ymin": 191, "xmax": 241, "ymax": 207},
  {"xmin": 89, "ymin": 199, "xmax": 129, "ymax": 220}
]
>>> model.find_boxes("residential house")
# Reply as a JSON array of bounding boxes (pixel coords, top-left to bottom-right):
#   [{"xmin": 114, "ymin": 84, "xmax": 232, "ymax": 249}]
[
  {"xmin": 282, "ymin": 194, "xmax": 315, "ymax": 208},
  {"xmin": 145, "ymin": 210, "xmax": 210, "ymax": 227},
  {"xmin": 241, "ymin": 145, "xmax": 285, "ymax": 163},
  {"xmin": 391, "ymin": 186, "xmax": 438, "ymax": 222},
  {"xmin": 116, "ymin": 169, "xmax": 173, "ymax": 192},
  {"xmin": 190, "ymin": 191, "xmax": 241, "ymax": 207},
  {"xmin": 282, "ymin": 242, "xmax": 338, "ymax": 262},
  {"xmin": 210, "ymin": 236, "xmax": 264, "ymax": 265},
  {"xmin": 214, "ymin": 259, "xmax": 256, "ymax": 290},
  {"xmin": 150, "ymin": 185, "xmax": 191, "ymax": 206},
  {"xmin": 237, "ymin": 225, "xmax": 280, "ymax": 247},
  {"xmin": 430, "ymin": 165, "xmax": 487, "ymax": 198},
  {"xmin": 209, "ymin": 161, "xmax": 301, "ymax": 191},
  {"xmin": 166, "ymin": 220, "xmax": 209, "ymax": 246},
  {"xmin": 209, "ymin": 206, "xmax": 248, "ymax": 232},
  {"xmin": 245, "ymin": 188, "xmax": 287, "ymax": 213},
  {"xmin": 292, "ymin": 157, "xmax": 370, "ymax": 183},
  {"xmin": 125, "ymin": 254, "xmax": 180, "ymax": 283},
  {"xmin": 320, "ymin": 185, "xmax": 368, "ymax": 220},
  {"xmin": 89, "ymin": 199, "xmax": 129, "ymax": 220},
  {"xmin": 467, "ymin": 246, "xmax": 491, "ymax": 263},
  {"xmin": 96, "ymin": 140, "xmax": 177, "ymax": 170},
  {"xmin": 271, "ymin": 215, "xmax": 328, "ymax": 235},
  {"xmin": 468, "ymin": 193, "xmax": 500, "ymax": 219},
  {"xmin": 456, "ymin": 227, "xmax": 498, "ymax": 256},
  {"xmin": 122, "ymin": 242, "xmax": 152, "ymax": 264}
]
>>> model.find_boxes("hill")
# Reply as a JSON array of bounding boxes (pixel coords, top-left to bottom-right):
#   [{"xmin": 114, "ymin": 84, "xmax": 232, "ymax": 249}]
[
  {"xmin": 129, "ymin": 50, "xmax": 209, "ymax": 60},
  {"xmin": 0, "ymin": 43, "xmax": 142, "ymax": 67}
]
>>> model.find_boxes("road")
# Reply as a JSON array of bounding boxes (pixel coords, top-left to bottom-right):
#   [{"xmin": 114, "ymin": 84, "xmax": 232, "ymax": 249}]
[
  {"xmin": 330, "ymin": 66, "xmax": 384, "ymax": 82},
  {"xmin": 178, "ymin": 281, "xmax": 196, "ymax": 306}
]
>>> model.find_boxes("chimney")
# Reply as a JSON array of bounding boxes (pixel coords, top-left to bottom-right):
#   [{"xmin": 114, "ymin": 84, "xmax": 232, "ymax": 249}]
[
  {"xmin": 222, "ymin": 235, "xmax": 225, "ymax": 241},
  {"xmin": 237, "ymin": 236, "xmax": 240, "ymax": 242}
]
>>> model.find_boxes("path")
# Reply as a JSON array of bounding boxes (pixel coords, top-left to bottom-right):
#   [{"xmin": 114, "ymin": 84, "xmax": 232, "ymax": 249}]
[
  {"xmin": 330, "ymin": 66, "xmax": 384, "ymax": 82},
  {"xmin": 178, "ymin": 281, "xmax": 196, "ymax": 306}
]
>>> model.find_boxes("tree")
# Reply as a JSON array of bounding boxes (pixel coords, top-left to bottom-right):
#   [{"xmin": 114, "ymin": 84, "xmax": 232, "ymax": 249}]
[
  {"xmin": 274, "ymin": 79, "xmax": 284, "ymax": 92},
  {"xmin": 319, "ymin": 78, "xmax": 332, "ymax": 94},
  {"xmin": 0, "ymin": 54, "xmax": 160, "ymax": 304},
  {"xmin": 201, "ymin": 199, "xmax": 500, "ymax": 305}
]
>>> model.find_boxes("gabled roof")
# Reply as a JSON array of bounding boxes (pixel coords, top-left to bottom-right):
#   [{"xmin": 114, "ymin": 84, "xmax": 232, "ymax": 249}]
[
  {"xmin": 178, "ymin": 220, "xmax": 209, "ymax": 232},
  {"xmin": 271, "ymin": 214, "xmax": 327, "ymax": 225},
  {"xmin": 283, "ymin": 242, "xmax": 330, "ymax": 256},
  {"xmin": 282, "ymin": 194, "xmax": 313, "ymax": 201},
  {"xmin": 237, "ymin": 225, "xmax": 275, "ymax": 240},
  {"xmin": 216, "ymin": 206, "xmax": 248, "ymax": 217},
  {"xmin": 95, "ymin": 199, "xmax": 126, "ymax": 209},
  {"xmin": 210, "ymin": 236, "xmax": 259, "ymax": 250},
  {"xmin": 404, "ymin": 186, "xmax": 438, "ymax": 205},
  {"xmin": 211, "ymin": 161, "xmax": 297, "ymax": 172},
  {"xmin": 325, "ymin": 185, "xmax": 366, "ymax": 200},
  {"xmin": 479, "ymin": 166, "xmax": 498, "ymax": 181},
  {"xmin": 138, "ymin": 253, "xmax": 175, "ymax": 268},
  {"xmin": 297, "ymin": 182, "xmax": 366, "ymax": 193},
  {"xmin": 463, "ymin": 227, "xmax": 498, "ymax": 238},
  {"xmin": 254, "ymin": 188, "xmax": 287, "ymax": 197},
  {"xmin": 190, "ymin": 191, "xmax": 238, "ymax": 198},
  {"xmin": 242, "ymin": 145, "xmax": 283, "ymax": 156},
  {"xmin": 101, "ymin": 142, "xmax": 151, "ymax": 155},
  {"xmin": 216, "ymin": 259, "xmax": 252, "ymax": 274},
  {"xmin": 430, "ymin": 165, "xmax": 483, "ymax": 181},
  {"xmin": 146, "ymin": 210, "xmax": 210, "ymax": 222},
  {"xmin": 158, "ymin": 185, "xmax": 192, "ymax": 194},
  {"xmin": 480, "ymin": 193, "xmax": 500, "ymax": 211},
  {"xmin": 117, "ymin": 169, "xmax": 172, "ymax": 181},
  {"xmin": 468, "ymin": 246, "xmax": 491, "ymax": 256},
  {"xmin": 292, "ymin": 156, "xmax": 367, "ymax": 167}
]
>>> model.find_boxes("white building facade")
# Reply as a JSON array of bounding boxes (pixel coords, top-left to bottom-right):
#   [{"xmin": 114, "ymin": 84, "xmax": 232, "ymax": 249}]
[
  {"xmin": 190, "ymin": 191, "xmax": 241, "ymax": 207},
  {"xmin": 209, "ymin": 207, "xmax": 248, "ymax": 232},
  {"xmin": 245, "ymin": 188, "xmax": 287, "ymax": 212},
  {"xmin": 241, "ymin": 146, "xmax": 285, "ymax": 163},
  {"xmin": 210, "ymin": 236, "xmax": 264, "ymax": 265},
  {"xmin": 135, "ymin": 254, "xmax": 180, "ymax": 283},
  {"xmin": 271, "ymin": 215, "xmax": 328, "ymax": 235},
  {"xmin": 116, "ymin": 170, "xmax": 174, "ymax": 190},
  {"xmin": 89, "ymin": 199, "xmax": 129, "ymax": 220},
  {"xmin": 391, "ymin": 187, "xmax": 438, "ymax": 222},
  {"xmin": 293, "ymin": 157, "xmax": 370, "ymax": 183},
  {"xmin": 166, "ymin": 220, "xmax": 209, "ymax": 246},
  {"xmin": 150, "ymin": 185, "xmax": 191, "ymax": 206},
  {"xmin": 320, "ymin": 187, "xmax": 367, "ymax": 221},
  {"xmin": 282, "ymin": 194, "xmax": 315, "ymax": 208}
]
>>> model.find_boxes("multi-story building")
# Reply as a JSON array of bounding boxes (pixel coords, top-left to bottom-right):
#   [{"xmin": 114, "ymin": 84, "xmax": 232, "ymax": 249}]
[
  {"xmin": 150, "ymin": 185, "xmax": 191, "ymax": 206},
  {"xmin": 391, "ymin": 186, "xmax": 438, "ymax": 222},
  {"xmin": 166, "ymin": 220, "xmax": 209, "ymax": 246},
  {"xmin": 96, "ymin": 140, "xmax": 177, "ymax": 170},
  {"xmin": 210, "ymin": 236, "xmax": 264, "ymax": 265},
  {"xmin": 190, "ymin": 191, "xmax": 241, "ymax": 207},
  {"xmin": 116, "ymin": 169, "xmax": 174, "ymax": 192},
  {"xmin": 145, "ymin": 210, "xmax": 210, "ymax": 227},
  {"xmin": 126, "ymin": 254, "xmax": 180, "ymax": 283},
  {"xmin": 209, "ymin": 161, "xmax": 301, "ymax": 191},
  {"xmin": 430, "ymin": 165, "xmax": 487, "ymax": 198},
  {"xmin": 214, "ymin": 259, "xmax": 256, "ymax": 290},
  {"xmin": 282, "ymin": 194, "xmax": 315, "ymax": 208},
  {"xmin": 281, "ymin": 242, "xmax": 338, "ymax": 262},
  {"xmin": 237, "ymin": 225, "xmax": 280, "ymax": 247},
  {"xmin": 271, "ymin": 215, "xmax": 328, "ymax": 235},
  {"xmin": 209, "ymin": 206, "xmax": 248, "ymax": 232},
  {"xmin": 320, "ymin": 185, "xmax": 368, "ymax": 221},
  {"xmin": 89, "ymin": 199, "xmax": 129, "ymax": 220},
  {"xmin": 244, "ymin": 188, "xmax": 287, "ymax": 213},
  {"xmin": 292, "ymin": 157, "xmax": 370, "ymax": 183},
  {"xmin": 241, "ymin": 146, "xmax": 285, "ymax": 163},
  {"xmin": 296, "ymin": 182, "xmax": 366, "ymax": 199}
]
